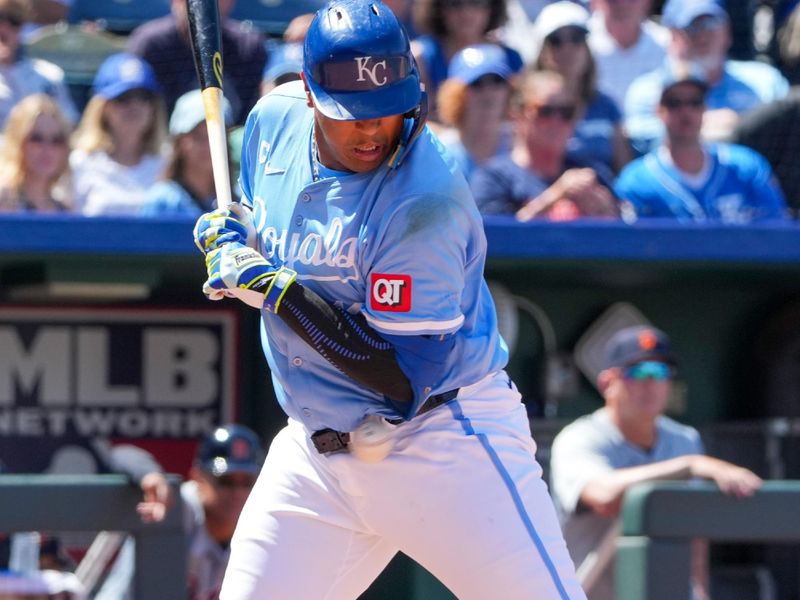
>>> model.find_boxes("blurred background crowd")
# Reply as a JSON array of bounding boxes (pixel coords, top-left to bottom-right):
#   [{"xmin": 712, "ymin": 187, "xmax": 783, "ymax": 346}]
[{"xmin": 0, "ymin": 0, "xmax": 799, "ymax": 223}]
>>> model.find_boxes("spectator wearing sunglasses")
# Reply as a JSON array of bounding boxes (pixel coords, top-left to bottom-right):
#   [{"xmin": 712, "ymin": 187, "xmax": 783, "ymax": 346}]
[
  {"xmin": 436, "ymin": 43, "xmax": 517, "ymax": 180},
  {"xmin": 533, "ymin": 2, "xmax": 631, "ymax": 174},
  {"xmin": 624, "ymin": 0, "xmax": 789, "ymax": 155},
  {"xmin": 411, "ymin": 0, "xmax": 522, "ymax": 121},
  {"xmin": 471, "ymin": 69, "xmax": 618, "ymax": 220},
  {"xmin": 549, "ymin": 324, "xmax": 762, "ymax": 600},
  {"xmin": 0, "ymin": 0, "xmax": 78, "ymax": 129},
  {"xmin": 70, "ymin": 53, "xmax": 167, "ymax": 216},
  {"xmin": 137, "ymin": 424, "xmax": 265, "ymax": 600},
  {"xmin": 0, "ymin": 93, "xmax": 73, "ymax": 212},
  {"xmin": 615, "ymin": 63, "xmax": 788, "ymax": 222}
]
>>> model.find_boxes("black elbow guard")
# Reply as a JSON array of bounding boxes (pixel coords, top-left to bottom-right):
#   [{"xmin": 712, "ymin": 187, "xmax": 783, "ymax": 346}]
[{"xmin": 276, "ymin": 283, "xmax": 413, "ymax": 404}]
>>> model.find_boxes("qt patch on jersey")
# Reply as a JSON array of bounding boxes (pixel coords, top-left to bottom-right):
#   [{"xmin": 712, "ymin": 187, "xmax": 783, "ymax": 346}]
[{"xmin": 370, "ymin": 274, "xmax": 411, "ymax": 312}]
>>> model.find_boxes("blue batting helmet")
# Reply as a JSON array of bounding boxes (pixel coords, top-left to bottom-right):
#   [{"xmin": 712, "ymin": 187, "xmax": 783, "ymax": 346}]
[
  {"xmin": 303, "ymin": 0, "xmax": 423, "ymax": 120},
  {"xmin": 196, "ymin": 424, "xmax": 263, "ymax": 477}
]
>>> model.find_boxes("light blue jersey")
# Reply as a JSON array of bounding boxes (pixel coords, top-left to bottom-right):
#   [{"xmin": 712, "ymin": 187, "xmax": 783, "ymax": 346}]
[
  {"xmin": 239, "ymin": 81, "xmax": 508, "ymax": 433},
  {"xmin": 614, "ymin": 143, "xmax": 788, "ymax": 222}
]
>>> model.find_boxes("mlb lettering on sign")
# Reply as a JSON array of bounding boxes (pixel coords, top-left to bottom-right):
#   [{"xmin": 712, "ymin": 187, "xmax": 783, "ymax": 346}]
[{"xmin": 0, "ymin": 307, "xmax": 237, "ymax": 440}]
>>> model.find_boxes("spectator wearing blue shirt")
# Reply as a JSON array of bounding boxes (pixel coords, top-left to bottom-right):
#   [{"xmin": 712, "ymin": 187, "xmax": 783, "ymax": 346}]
[
  {"xmin": 532, "ymin": 1, "xmax": 632, "ymax": 174},
  {"xmin": 624, "ymin": 0, "xmax": 789, "ymax": 155},
  {"xmin": 140, "ymin": 89, "xmax": 233, "ymax": 216},
  {"xmin": 615, "ymin": 63, "xmax": 789, "ymax": 223},
  {"xmin": 471, "ymin": 69, "xmax": 618, "ymax": 220}
]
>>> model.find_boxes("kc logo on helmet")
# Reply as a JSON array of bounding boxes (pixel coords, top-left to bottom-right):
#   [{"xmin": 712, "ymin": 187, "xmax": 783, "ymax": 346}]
[
  {"xmin": 370, "ymin": 273, "xmax": 411, "ymax": 312},
  {"xmin": 355, "ymin": 56, "xmax": 388, "ymax": 86}
]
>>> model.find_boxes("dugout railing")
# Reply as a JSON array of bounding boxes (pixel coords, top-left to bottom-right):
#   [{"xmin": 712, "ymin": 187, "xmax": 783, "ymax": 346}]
[
  {"xmin": 616, "ymin": 480, "xmax": 800, "ymax": 600},
  {"xmin": 0, "ymin": 474, "xmax": 186, "ymax": 600}
]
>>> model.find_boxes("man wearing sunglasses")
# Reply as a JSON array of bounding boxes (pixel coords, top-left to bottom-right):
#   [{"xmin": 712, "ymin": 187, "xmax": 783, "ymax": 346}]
[
  {"xmin": 625, "ymin": 0, "xmax": 789, "ymax": 155},
  {"xmin": 549, "ymin": 325, "xmax": 762, "ymax": 600},
  {"xmin": 615, "ymin": 63, "xmax": 788, "ymax": 222}
]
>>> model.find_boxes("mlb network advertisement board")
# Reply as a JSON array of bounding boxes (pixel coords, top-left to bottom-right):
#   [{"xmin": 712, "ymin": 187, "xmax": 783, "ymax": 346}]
[{"xmin": 0, "ymin": 307, "xmax": 238, "ymax": 477}]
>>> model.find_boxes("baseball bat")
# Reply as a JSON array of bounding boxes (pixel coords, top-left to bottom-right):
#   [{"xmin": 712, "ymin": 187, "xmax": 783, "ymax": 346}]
[
  {"xmin": 187, "ymin": 0, "xmax": 264, "ymax": 309},
  {"xmin": 187, "ymin": 0, "xmax": 232, "ymax": 209}
]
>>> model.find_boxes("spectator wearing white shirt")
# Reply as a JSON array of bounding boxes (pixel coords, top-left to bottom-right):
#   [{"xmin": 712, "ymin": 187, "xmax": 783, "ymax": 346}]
[
  {"xmin": 71, "ymin": 53, "xmax": 166, "ymax": 216},
  {"xmin": 587, "ymin": 0, "xmax": 669, "ymax": 111},
  {"xmin": 0, "ymin": 0, "xmax": 77, "ymax": 129}
]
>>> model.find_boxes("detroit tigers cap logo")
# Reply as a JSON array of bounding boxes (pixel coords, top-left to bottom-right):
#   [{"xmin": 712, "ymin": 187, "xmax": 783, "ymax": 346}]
[
  {"xmin": 370, "ymin": 273, "xmax": 411, "ymax": 312},
  {"xmin": 638, "ymin": 330, "xmax": 658, "ymax": 351}
]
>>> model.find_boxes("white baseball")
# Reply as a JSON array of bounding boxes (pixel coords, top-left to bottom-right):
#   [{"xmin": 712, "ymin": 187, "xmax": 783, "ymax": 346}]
[{"xmin": 349, "ymin": 415, "xmax": 396, "ymax": 463}]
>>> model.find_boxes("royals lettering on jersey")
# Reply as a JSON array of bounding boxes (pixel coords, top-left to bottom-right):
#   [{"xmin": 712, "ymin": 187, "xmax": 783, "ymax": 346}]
[{"xmin": 370, "ymin": 274, "xmax": 411, "ymax": 312}]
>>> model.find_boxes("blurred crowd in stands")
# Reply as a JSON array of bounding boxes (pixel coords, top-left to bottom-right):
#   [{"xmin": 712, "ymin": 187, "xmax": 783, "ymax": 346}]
[{"xmin": 0, "ymin": 0, "xmax": 798, "ymax": 222}]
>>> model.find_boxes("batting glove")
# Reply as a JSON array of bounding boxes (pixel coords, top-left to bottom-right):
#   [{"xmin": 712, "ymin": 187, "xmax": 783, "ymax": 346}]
[
  {"xmin": 193, "ymin": 203, "xmax": 256, "ymax": 254},
  {"xmin": 203, "ymin": 242, "xmax": 296, "ymax": 312}
]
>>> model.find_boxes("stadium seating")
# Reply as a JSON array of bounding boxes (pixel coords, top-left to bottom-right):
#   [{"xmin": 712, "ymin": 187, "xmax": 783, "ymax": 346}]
[
  {"xmin": 230, "ymin": 0, "xmax": 327, "ymax": 36},
  {"xmin": 67, "ymin": 0, "xmax": 171, "ymax": 34},
  {"xmin": 23, "ymin": 24, "xmax": 127, "ymax": 111}
]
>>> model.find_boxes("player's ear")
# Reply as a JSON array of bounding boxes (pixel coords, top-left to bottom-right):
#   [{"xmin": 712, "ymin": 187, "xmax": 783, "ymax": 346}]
[{"xmin": 300, "ymin": 72, "xmax": 314, "ymax": 109}]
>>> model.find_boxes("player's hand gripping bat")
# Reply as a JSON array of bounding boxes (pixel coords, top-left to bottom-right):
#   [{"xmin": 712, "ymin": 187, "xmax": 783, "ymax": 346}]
[{"xmin": 187, "ymin": 0, "xmax": 264, "ymax": 308}]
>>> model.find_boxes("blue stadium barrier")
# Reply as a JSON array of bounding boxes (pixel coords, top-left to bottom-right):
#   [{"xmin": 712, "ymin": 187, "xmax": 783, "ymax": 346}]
[{"xmin": 1, "ymin": 215, "xmax": 798, "ymax": 263}]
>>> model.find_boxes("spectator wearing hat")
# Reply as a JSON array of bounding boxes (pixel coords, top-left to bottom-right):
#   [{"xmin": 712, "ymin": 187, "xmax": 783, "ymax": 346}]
[
  {"xmin": 615, "ymin": 63, "xmax": 788, "ymax": 223},
  {"xmin": 259, "ymin": 42, "xmax": 303, "ymax": 97},
  {"xmin": 127, "ymin": 0, "xmax": 266, "ymax": 125},
  {"xmin": 410, "ymin": 0, "xmax": 522, "ymax": 122},
  {"xmin": 436, "ymin": 43, "xmax": 517, "ymax": 180},
  {"xmin": 70, "ymin": 53, "xmax": 167, "ymax": 216},
  {"xmin": 549, "ymin": 325, "xmax": 762, "ymax": 600},
  {"xmin": 471, "ymin": 69, "xmax": 618, "ymax": 220},
  {"xmin": 0, "ymin": 0, "xmax": 77, "ymax": 129},
  {"xmin": 141, "ymin": 89, "xmax": 233, "ymax": 216},
  {"xmin": 137, "ymin": 424, "xmax": 265, "ymax": 600},
  {"xmin": 587, "ymin": 0, "xmax": 670, "ymax": 112},
  {"xmin": 533, "ymin": 1, "xmax": 631, "ymax": 174},
  {"xmin": 624, "ymin": 0, "xmax": 790, "ymax": 155}
]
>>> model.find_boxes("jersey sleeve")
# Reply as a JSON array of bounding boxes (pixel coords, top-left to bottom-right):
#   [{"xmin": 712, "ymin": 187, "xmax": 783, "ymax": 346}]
[
  {"xmin": 362, "ymin": 192, "xmax": 474, "ymax": 337},
  {"xmin": 237, "ymin": 103, "xmax": 263, "ymax": 207}
]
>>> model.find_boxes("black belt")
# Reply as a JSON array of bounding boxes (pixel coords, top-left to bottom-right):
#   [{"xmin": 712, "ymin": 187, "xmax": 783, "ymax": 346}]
[{"xmin": 310, "ymin": 388, "xmax": 460, "ymax": 455}]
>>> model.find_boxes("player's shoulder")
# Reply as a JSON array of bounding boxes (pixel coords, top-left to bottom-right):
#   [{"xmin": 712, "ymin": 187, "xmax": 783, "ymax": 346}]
[{"xmin": 246, "ymin": 81, "xmax": 309, "ymax": 133}]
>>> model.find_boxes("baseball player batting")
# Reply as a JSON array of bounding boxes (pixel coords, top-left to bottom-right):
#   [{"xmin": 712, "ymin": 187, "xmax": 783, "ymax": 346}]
[{"xmin": 192, "ymin": 1, "xmax": 586, "ymax": 598}]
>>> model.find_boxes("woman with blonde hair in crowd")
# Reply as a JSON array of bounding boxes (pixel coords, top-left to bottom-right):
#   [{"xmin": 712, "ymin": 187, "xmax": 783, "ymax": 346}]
[
  {"xmin": 532, "ymin": 1, "xmax": 631, "ymax": 173},
  {"xmin": 436, "ymin": 43, "xmax": 516, "ymax": 180},
  {"xmin": 0, "ymin": 93, "xmax": 74, "ymax": 212},
  {"xmin": 71, "ymin": 53, "xmax": 167, "ymax": 216}
]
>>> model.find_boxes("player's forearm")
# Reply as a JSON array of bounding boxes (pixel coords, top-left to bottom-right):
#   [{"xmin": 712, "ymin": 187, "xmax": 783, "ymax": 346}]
[
  {"xmin": 276, "ymin": 282, "xmax": 414, "ymax": 404},
  {"xmin": 580, "ymin": 455, "xmax": 696, "ymax": 515}
]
